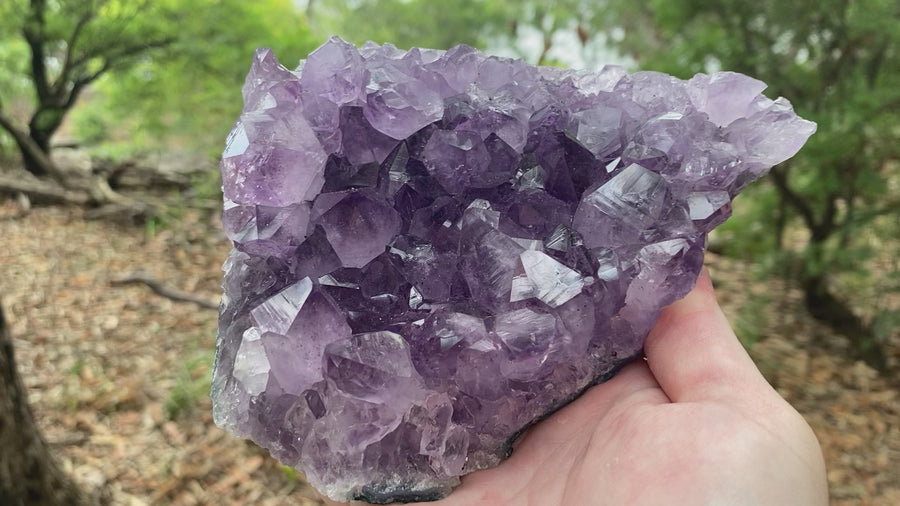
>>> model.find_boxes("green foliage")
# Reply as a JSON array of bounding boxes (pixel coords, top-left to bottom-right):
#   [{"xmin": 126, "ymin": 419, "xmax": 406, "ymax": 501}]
[
  {"xmin": 0, "ymin": 0, "xmax": 318, "ymax": 165},
  {"xmin": 72, "ymin": 0, "xmax": 318, "ymax": 159},
  {"xmin": 280, "ymin": 465, "xmax": 300, "ymax": 483},
  {"xmin": 319, "ymin": 0, "xmax": 899, "ymax": 360},
  {"xmin": 313, "ymin": 0, "xmax": 608, "ymax": 64},
  {"xmin": 0, "ymin": 5, "xmax": 43, "ymax": 156},
  {"xmin": 143, "ymin": 214, "xmax": 165, "ymax": 239},
  {"xmin": 189, "ymin": 169, "xmax": 225, "ymax": 202},
  {"xmin": 599, "ymin": 0, "xmax": 900, "ymax": 230},
  {"xmin": 0, "ymin": 35, "xmax": 30, "ymax": 105},
  {"xmin": 715, "ymin": 185, "xmax": 781, "ymax": 259},
  {"xmin": 734, "ymin": 292, "xmax": 771, "ymax": 350},
  {"xmin": 1, "ymin": 0, "xmax": 894, "ymax": 354},
  {"xmin": 0, "ymin": 0, "xmax": 181, "ymax": 133},
  {"xmin": 165, "ymin": 352, "xmax": 213, "ymax": 420},
  {"xmin": 311, "ymin": 0, "xmax": 507, "ymax": 50},
  {"xmin": 68, "ymin": 357, "xmax": 86, "ymax": 377},
  {"xmin": 598, "ymin": 0, "xmax": 900, "ymax": 347},
  {"xmin": 874, "ymin": 311, "xmax": 900, "ymax": 343}
]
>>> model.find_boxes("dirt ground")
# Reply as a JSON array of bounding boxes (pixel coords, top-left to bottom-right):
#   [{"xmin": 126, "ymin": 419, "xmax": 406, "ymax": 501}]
[{"xmin": 1, "ymin": 203, "xmax": 898, "ymax": 505}]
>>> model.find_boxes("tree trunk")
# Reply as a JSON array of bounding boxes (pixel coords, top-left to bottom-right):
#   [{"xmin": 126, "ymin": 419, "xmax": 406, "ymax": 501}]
[
  {"xmin": 0, "ymin": 115, "xmax": 65, "ymax": 183},
  {"xmin": 17, "ymin": 139, "xmax": 52, "ymax": 178},
  {"xmin": 0, "ymin": 303, "xmax": 88, "ymax": 506},
  {"xmin": 801, "ymin": 273, "xmax": 886, "ymax": 371},
  {"xmin": 24, "ymin": 108, "xmax": 65, "ymax": 178}
]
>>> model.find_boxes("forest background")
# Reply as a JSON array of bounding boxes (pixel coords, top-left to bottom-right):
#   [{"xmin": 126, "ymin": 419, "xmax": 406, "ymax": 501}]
[{"xmin": 1, "ymin": 1, "xmax": 897, "ymax": 504}]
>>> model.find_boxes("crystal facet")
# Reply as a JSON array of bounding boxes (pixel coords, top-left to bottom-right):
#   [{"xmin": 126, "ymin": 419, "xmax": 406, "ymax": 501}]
[{"xmin": 212, "ymin": 37, "xmax": 815, "ymax": 503}]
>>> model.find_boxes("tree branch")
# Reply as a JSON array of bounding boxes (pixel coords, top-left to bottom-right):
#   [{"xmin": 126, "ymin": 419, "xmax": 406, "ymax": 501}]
[
  {"xmin": 844, "ymin": 198, "xmax": 900, "ymax": 227},
  {"xmin": 865, "ymin": 38, "xmax": 890, "ymax": 90},
  {"xmin": 23, "ymin": 0, "xmax": 51, "ymax": 103},
  {"xmin": 0, "ymin": 172, "xmax": 90, "ymax": 205},
  {"xmin": 70, "ymin": 37, "xmax": 175, "ymax": 84},
  {"xmin": 58, "ymin": 9, "xmax": 95, "ymax": 92},
  {"xmin": 769, "ymin": 165, "xmax": 819, "ymax": 235},
  {"xmin": 0, "ymin": 113, "xmax": 39, "ymax": 159},
  {"xmin": 110, "ymin": 272, "xmax": 218, "ymax": 310},
  {"xmin": 818, "ymin": 188, "xmax": 841, "ymax": 241},
  {"xmin": 0, "ymin": 112, "xmax": 67, "ymax": 183}
]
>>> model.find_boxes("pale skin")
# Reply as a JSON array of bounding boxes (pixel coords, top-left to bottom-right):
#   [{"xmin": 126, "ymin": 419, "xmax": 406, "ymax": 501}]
[{"xmin": 325, "ymin": 269, "xmax": 829, "ymax": 506}]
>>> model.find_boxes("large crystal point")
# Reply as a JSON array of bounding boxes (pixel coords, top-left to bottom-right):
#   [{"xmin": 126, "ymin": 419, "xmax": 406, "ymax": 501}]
[{"xmin": 212, "ymin": 37, "xmax": 816, "ymax": 503}]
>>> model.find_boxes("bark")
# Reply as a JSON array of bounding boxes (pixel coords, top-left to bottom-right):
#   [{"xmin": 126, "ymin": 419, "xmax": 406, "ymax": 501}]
[
  {"xmin": 0, "ymin": 112, "xmax": 155, "ymax": 217},
  {"xmin": 0, "ymin": 303, "xmax": 88, "ymax": 506},
  {"xmin": 110, "ymin": 272, "xmax": 219, "ymax": 310},
  {"xmin": 0, "ymin": 113, "xmax": 65, "ymax": 183},
  {"xmin": 801, "ymin": 273, "xmax": 886, "ymax": 371},
  {"xmin": 21, "ymin": 126, "xmax": 55, "ymax": 178},
  {"xmin": 0, "ymin": 173, "xmax": 90, "ymax": 205},
  {"xmin": 771, "ymin": 163, "xmax": 886, "ymax": 370},
  {"xmin": 0, "ymin": 172, "xmax": 159, "ymax": 225},
  {"xmin": 18, "ymin": 140, "xmax": 50, "ymax": 178}
]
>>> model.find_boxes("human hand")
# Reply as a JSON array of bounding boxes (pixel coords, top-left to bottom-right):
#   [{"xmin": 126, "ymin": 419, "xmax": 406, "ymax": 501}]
[{"xmin": 324, "ymin": 269, "xmax": 828, "ymax": 505}]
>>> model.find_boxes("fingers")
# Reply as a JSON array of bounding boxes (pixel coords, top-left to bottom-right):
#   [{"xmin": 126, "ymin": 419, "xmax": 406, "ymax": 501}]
[{"xmin": 643, "ymin": 268, "xmax": 770, "ymax": 404}]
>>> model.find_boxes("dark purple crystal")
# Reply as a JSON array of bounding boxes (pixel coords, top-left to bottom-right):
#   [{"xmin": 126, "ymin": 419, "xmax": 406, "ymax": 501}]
[{"xmin": 212, "ymin": 37, "xmax": 815, "ymax": 502}]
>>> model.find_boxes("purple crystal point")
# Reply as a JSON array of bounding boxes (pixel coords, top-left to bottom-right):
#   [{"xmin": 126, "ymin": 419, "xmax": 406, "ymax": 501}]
[{"xmin": 213, "ymin": 38, "xmax": 816, "ymax": 503}]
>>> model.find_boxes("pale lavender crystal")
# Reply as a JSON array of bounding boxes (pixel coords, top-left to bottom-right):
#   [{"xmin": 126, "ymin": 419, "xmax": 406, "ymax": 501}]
[{"xmin": 213, "ymin": 37, "xmax": 816, "ymax": 503}]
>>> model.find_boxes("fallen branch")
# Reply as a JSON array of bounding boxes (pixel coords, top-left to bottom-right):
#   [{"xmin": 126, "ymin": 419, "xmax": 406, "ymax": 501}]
[
  {"xmin": 82, "ymin": 202, "xmax": 152, "ymax": 221},
  {"xmin": 110, "ymin": 272, "xmax": 219, "ymax": 310},
  {"xmin": 0, "ymin": 172, "xmax": 90, "ymax": 205},
  {"xmin": 46, "ymin": 433, "xmax": 90, "ymax": 447},
  {"xmin": 1, "ymin": 170, "xmax": 156, "ymax": 221}
]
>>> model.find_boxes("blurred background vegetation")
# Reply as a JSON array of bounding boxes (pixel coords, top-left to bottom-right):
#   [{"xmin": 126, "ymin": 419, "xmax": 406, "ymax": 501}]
[
  {"xmin": 1, "ymin": 1, "xmax": 898, "ymax": 504},
  {"xmin": 2, "ymin": 0, "xmax": 896, "ymax": 368}
]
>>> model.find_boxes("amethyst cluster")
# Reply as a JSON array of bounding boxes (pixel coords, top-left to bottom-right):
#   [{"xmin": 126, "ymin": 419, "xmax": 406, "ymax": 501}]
[{"xmin": 212, "ymin": 37, "xmax": 815, "ymax": 502}]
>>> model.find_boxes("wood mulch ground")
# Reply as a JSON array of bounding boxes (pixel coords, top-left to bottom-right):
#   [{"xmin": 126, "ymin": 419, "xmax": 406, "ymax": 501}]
[{"xmin": 1, "ymin": 202, "xmax": 897, "ymax": 505}]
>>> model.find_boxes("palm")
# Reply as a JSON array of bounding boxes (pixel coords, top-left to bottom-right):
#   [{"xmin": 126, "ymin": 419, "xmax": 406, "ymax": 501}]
[{"xmin": 327, "ymin": 272, "xmax": 828, "ymax": 506}]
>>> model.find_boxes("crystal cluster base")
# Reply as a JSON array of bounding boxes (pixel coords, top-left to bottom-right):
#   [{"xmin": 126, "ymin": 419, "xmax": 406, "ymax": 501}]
[{"xmin": 212, "ymin": 37, "xmax": 815, "ymax": 503}]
